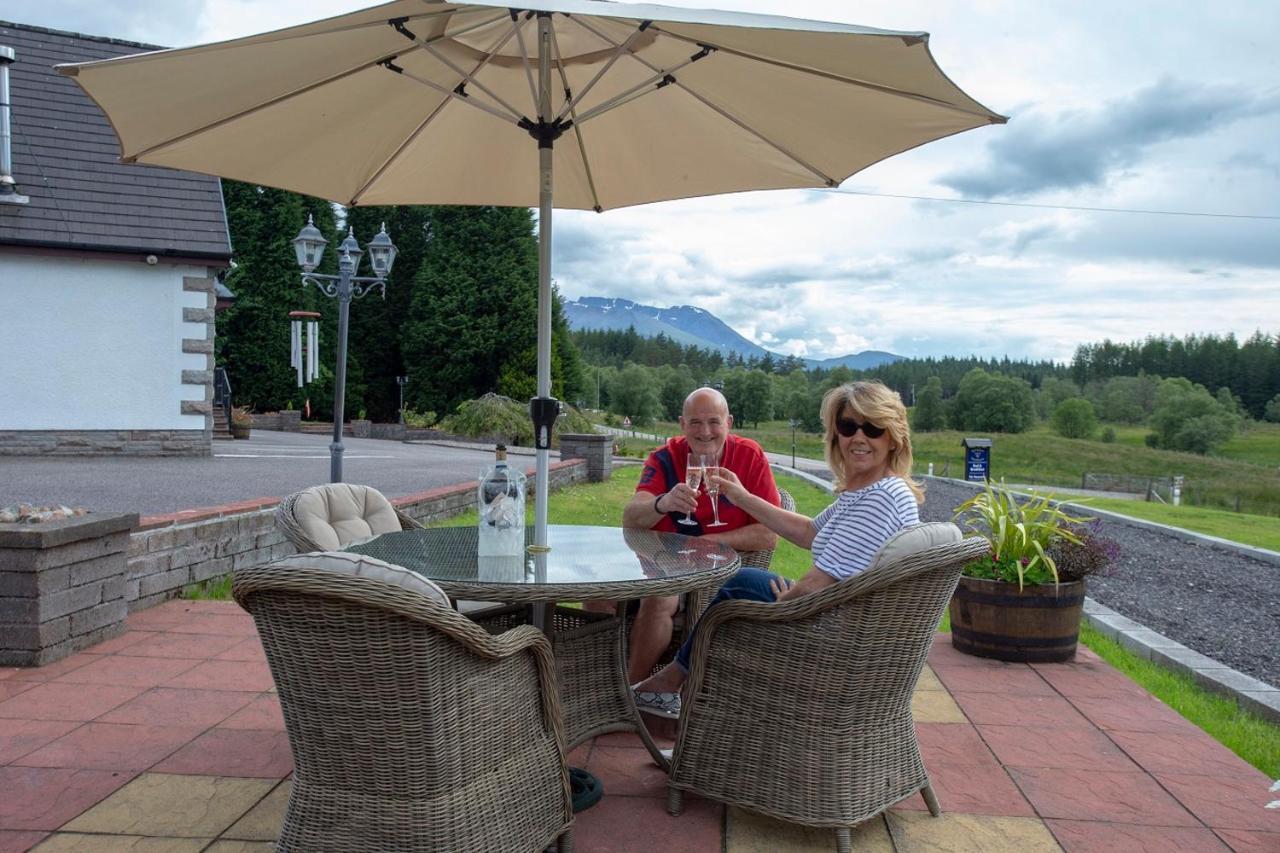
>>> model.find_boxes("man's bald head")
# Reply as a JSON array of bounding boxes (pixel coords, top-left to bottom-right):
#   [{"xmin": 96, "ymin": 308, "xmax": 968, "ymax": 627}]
[
  {"xmin": 682, "ymin": 387, "xmax": 729, "ymax": 419},
  {"xmin": 680, "ymin": 387, "xmax": 732, "ymax": 459}
]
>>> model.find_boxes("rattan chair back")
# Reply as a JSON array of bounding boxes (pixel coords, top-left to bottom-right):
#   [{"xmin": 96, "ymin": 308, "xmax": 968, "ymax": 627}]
[
  {"xmin": 234, "ymin": 554, "xmax": 573, "ymax": 853},
  {"xmin": 275, "ymin": 483, "xmax": 422, "ymax": 553},
  {"xmin": 668, "ymin": 527, "xmax": 988, "ymax": 851}
]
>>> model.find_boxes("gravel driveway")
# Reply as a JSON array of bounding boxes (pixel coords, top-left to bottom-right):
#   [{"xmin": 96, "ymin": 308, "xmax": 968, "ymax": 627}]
[{"xmin": 784, "ymin": 462, "xmax": 1280, "ymax": 689}]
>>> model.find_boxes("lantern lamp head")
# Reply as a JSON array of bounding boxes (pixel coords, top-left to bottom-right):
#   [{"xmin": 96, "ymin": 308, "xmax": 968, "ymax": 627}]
[
  {"xmin": 366, "ymin": 222, "xmax": 397, "ymax": 279},
  {"xmin": 292, "ymin": 215, "xmax": 328, "ymax": 272}
]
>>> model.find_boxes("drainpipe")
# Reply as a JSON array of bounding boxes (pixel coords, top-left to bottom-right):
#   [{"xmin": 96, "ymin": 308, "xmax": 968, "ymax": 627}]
[{"xmin": 0, "ymin": 45, "xmax": 31, "ymax": 205}]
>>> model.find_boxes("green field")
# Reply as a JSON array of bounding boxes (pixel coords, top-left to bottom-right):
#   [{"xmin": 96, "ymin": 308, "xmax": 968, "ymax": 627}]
[{"xmin": 638, "ymin": 419, "xmax": 1279, "ymax": 518}]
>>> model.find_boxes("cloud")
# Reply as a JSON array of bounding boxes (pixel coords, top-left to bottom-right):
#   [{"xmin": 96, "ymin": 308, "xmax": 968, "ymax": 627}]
[
  {"xmin": 5, "ymin": 0, "xmax": 205, "ymax": 46},
  {"xmin": 939, "ymin": 77, "xmax": 1280, "ymax": 198}
]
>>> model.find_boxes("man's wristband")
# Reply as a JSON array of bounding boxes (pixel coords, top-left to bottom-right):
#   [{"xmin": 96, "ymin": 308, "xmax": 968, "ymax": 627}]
[{"xmin": 654, "ymin": 493, "xmax": 666, "ymax": 515}]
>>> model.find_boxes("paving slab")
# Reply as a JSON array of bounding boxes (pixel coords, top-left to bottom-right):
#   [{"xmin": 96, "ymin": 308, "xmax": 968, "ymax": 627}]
[
  {"xmin": 1006, "ymin": 766, "xmax": 1200, "ymax": 826},
  {"xmin": 725, "ymin": 807, "xmax": 892, "ymax": 852},
  {"xmin": 12, "ymin": 722, "xmax": 203, "ymax": 772},
  {"xmin": 1154, "ymin": 773, "xmax": 1280, "ymax": 833},
  {"xmin": 886, "ymin": 811, "xmax": 1060, "ymax": 852},
  {"xmin": 152, "ymin": 730, "xmax": 293, "ymax": 779},
  {"xmin": 1044, "ymin": 818, "xmax": 1231, "ymax": 852},
  {"xmin": 61, "ymin": 773, "xmax": 273, "ymax": 837},
  {"xmin": 221, "ymin": 781, "xmax": 289, "ymax": 841},
  {"xmin": 32, "ymin": 835, "xmax": 210, "ymax": 851},
  {"xmin": 910, "ymin": 688, "xmax": 967, "ymax": 723},
  {"xmin": 975, "ymin": 724, "xmax": 1140, "ymax": 773},
  {"xmin": 97, "ymin": 688, "xmax": 256, "ymax": 729},
  {"xmin": 0, "ymin": 766, "xmax": 137, "ymax": 831}
]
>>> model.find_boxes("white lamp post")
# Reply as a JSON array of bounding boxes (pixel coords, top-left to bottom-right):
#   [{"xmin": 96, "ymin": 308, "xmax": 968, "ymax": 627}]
[{"xmin": 292, "ymin": 216, "xmax": 397, "ymax": 483}]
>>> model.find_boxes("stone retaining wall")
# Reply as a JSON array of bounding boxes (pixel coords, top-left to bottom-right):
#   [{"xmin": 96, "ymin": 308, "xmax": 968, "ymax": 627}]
[
  {"xmin": 0, "ymin": 430, "xmax": 211, "ymax": 457},
  {"xmin": 1, "ymin": 513, "xmax": 138, "ymax": 665},
  {"xmin": 124, "ymin": 458, "xmax": 587, "ymax": 610}
]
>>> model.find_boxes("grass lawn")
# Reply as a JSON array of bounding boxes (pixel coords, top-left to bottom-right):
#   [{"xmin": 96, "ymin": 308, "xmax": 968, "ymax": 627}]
[{"xmin": 1051, "ymin": 494, "xmax": 1280, "ymax": 552}]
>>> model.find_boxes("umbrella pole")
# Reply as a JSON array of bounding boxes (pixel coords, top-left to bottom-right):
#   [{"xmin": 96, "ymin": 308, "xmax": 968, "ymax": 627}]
[{"xmin": 532, "ymin": 13, "xmax": 555, "ymax": 554}]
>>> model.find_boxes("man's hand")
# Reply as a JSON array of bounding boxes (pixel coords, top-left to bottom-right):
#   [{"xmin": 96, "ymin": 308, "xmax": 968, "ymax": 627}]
[
  {"xmin": 659, "ymin": 482, "xmax": 700, "ymax": 515},
  {"xmin": 769, "ymin": 575, "xmax": 794, "ymax": 601}
]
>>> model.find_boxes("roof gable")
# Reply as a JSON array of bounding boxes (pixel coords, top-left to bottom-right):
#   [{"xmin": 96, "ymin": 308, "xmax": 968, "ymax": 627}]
[{"xmin": 0, "ymin": 21, "xmax": 231, "ymax": 260}]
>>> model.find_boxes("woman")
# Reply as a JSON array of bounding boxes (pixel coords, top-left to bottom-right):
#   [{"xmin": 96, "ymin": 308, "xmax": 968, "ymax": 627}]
[{"xmin": 631, "ymin": 380, "xmax": 923, "ymax": 718}]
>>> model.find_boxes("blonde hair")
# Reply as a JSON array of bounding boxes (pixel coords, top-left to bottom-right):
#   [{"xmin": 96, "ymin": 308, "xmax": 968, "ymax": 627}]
[{"xmin": 821, "ymin": 381, "xmax": 923, "ymax": 503}]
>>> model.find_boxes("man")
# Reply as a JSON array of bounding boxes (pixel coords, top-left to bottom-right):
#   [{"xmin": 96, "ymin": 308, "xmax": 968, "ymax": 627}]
[{"xmin": 620, "ymin": 387, "xmax": 780, "ymax": 696}]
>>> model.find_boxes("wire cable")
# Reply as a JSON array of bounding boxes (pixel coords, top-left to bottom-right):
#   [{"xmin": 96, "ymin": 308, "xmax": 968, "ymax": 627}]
[{"xmin": 822, "ymin": 187, "xmax": 1280, "ymax": 221}]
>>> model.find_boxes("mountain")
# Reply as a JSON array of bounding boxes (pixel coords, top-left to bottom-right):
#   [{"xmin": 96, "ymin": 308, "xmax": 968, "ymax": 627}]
[{"xmin": 563, "ymin": 297, "xmax": 903, "ymax": 370}]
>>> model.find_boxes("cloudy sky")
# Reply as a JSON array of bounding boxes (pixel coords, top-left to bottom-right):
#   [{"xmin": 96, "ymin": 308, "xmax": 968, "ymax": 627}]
[{"xmin": 9, "ymin": 0, "xmax": 1279, "ymax": 362}]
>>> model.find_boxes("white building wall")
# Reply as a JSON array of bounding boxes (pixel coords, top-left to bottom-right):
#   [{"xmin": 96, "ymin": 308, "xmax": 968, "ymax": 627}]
[{"xmin": 0, "ymin": 254, "xmax": 212, "ymax": 430}]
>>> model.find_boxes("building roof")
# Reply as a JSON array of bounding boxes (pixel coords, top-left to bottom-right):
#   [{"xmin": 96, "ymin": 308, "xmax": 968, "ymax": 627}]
[{"xmin": 0, "ymin": 21, "xmax": 231, "ymax": 261}]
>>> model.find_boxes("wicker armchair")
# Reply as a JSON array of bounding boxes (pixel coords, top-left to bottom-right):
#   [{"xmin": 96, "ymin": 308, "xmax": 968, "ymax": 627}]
[
  {"xmin": 275, "ymin": 483, "xmax": 421, "ymax": 552},
  {"xmin": 667, "ymin": 524, "xmax": 988, "ymax": 852},
  {"xmin": 233, "ymin": 552, "xmax": 574, "ymax": 853}
]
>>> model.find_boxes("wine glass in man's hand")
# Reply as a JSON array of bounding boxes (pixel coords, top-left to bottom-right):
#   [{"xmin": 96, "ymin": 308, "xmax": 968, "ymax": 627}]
[
  {"xmin": 678, "ymin": 451, "xmax": 702, "ymax": 526},
  {"xmin": 701, "ymin": 454, "xmax": 727, "ymax": 527}
]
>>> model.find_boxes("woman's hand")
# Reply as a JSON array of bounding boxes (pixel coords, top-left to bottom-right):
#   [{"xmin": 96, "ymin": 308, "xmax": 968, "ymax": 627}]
[{"xmin": 709, "ymin": 468, "xmax": 747, "ymax": 503}]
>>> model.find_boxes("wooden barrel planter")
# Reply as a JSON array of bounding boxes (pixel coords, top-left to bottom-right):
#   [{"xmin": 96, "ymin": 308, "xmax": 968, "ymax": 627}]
[{"xmin": 949, "ymin": 576, "xmax": 1085, "ymax": 662}]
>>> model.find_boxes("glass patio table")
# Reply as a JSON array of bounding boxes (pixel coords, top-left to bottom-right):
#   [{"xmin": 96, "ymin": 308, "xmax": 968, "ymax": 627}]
[{"xmin": 344, "ymin": 524, "xmax": 740, "ymax": 770}]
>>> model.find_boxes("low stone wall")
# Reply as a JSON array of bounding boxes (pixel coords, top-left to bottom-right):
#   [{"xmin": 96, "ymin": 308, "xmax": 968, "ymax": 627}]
[
  {"xmin": 1, "ymin": 512, "xmax": 138, "ymax": 665},
  {"xmin": 0, "ymin": 430, "xmax": 211, "ymax": 457},
  {"xmin": 559, "ymin": 433, "xmax": 613, "ymax": 482},
  {"xmin": 124, "ymin": 458, "xmax": 588, "ymax": 610},
  {"xmin": 1082, "ymin": 472, "xmax": 1172, "ymax": 494},
  {"xmin": 250, "ymin": 411, "xmax": 301, "ymax": 432}
]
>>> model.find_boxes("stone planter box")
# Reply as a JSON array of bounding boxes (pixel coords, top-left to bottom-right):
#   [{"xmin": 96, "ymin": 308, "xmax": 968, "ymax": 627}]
[
  {"xmin": 559, "ymin": 433, "xmax": 613, "ymax": 482},
  {"xmin": 0, "ymin": 512, "xmax": 138, "ymax": 666},
  {"xmin": 351, "ymin": 419, "xmax": 373, "ymax": 438}
]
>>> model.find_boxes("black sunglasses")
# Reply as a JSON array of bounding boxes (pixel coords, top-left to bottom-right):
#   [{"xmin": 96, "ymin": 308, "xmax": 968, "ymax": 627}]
[{"xmin": 835, "ymin": 417, "xmax": 886, "ymax": 439}]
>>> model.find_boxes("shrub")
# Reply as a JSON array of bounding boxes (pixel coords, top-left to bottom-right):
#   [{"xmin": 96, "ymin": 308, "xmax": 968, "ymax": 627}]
[
  {"xmin": 1101, "ymin": 426, "xmax": 1117, "ymax": 443},
  {"xmin": 1265, "ymin": 394, "xmax": 1280, "ymax": 423},
  {"xmin": 230, "ymin": 406, "xmax": 252, "ymax": 428},
  {"xmin": 438, "ymin": 393, "xmax": 596, "ymax": 446},
  {"xmin": 1148, "ymin": 377, "xmax": 1238, "ymax": 454},
  {"xmin": 949, "ymin": 368, "xmax": 1035, "ymax": 433},
  {"xmin": 403, "ymin": 409, "xmax": 437, "ymax": 428},
  {"xmin": 1048, "ymin": 520, "xmax": 1120, "ymax": 582},
  {"xmin": 1052, "ymin": 398, "xmax": 1098, "ymax": 439}
]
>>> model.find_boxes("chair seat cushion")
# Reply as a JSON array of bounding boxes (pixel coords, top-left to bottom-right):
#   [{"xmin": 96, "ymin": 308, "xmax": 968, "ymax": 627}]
[
  {"xmin": 270, "ymin": 551, "xmax": 451, "ymax": 606},
  {"xmin": 866, "ymin": 521, "xmax": 962, "ymax": 572},
  {"xmin": 293, "ymin": 484, "xmax": 404, "ymax": 550}
]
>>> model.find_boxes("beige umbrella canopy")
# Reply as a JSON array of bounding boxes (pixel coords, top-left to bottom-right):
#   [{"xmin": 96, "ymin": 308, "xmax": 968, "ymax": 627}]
[{"xmin": 60, "ymin": 0, "xmax": 1004, "ymax": 547}]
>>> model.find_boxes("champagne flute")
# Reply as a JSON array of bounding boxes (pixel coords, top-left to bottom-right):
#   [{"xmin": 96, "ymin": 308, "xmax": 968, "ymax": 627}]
[
  {"xmin": 678, "ymin": 453, "xmax": 702, "ymax": 526},
  {"xmin": 702, "ymin": 453, "xmax": 727, "ymax": 527}
]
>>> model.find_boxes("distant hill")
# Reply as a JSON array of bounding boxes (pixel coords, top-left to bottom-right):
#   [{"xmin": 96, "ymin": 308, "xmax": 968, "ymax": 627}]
[{"xmin": 564, "ymin": 296, "xmax": 903, "ymax": 370}]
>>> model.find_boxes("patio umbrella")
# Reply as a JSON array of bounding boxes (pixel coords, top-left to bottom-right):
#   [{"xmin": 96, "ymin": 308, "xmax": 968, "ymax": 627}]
[{"xmin": 59, "ymin": 0, "xmax": 1004, "ymax": 552}]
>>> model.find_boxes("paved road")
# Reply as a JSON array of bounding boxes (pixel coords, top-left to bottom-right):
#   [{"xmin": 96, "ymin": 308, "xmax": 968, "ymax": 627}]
[{"xmin": 1, "ymin": 431, "xmax": 538, "ymax": 516}]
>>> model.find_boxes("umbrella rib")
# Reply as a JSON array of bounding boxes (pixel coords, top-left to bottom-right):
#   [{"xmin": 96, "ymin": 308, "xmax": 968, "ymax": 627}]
[
  {"xmin": 121, "ymin": 10, "xmax": 509, "ymax": 163},
  {"xmin": 567, "ymin": 51, "xmax": 707, "ymax": 127},
  {"xmin": 570, "ymin": 16, "xmax": 838, "ymax": 187},
  {"xmin": 350, "ymin": 13, "xmax": 537, "ymax": 205},
  {"xmin": 548, "ymin": 23, "xmax": 603, "ymax": 213},
  {"xmin": 650, "ymin": 26, "xmax": 1001, "ymax": 122},
  {"xmin": 416, "ymin": 38, "xmax": 526, "ymax": 122},
  {"xmin": 553, "ymin": 19, "xmax": 653, "ymax": 124},
  {"xmin": 510, "ymin": 11, "xmax": 540, "ymax": 112}
]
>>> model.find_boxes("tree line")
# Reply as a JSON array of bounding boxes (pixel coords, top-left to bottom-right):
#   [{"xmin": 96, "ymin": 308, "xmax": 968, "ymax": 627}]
[
  {"xmin": 1071, "ymin": 332, "xmax": 1280, "ymax": 420},
  {"xmin": 215, "ymin": 182, "xmax": 587, "ymax": 422}
]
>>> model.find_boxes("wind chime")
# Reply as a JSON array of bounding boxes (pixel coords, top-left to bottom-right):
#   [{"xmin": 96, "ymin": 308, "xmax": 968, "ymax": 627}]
[{"xmin": 289, "ymin": 310, "xmax": 320, "ymax": 387}]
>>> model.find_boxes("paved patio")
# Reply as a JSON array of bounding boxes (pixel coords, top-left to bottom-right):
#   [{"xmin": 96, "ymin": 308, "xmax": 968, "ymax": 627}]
[{"xmin": 1, "ymin": 599, "xmax": 1276, "ymax": 852}]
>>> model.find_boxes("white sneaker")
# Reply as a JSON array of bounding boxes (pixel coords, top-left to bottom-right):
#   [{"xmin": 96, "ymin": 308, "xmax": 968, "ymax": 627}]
[{"xmin": 632, "ymin": 687, "xmax": 682, "ymax": 719}]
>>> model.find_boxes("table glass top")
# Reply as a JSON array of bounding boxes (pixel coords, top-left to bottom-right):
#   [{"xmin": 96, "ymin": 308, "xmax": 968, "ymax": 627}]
[{"xmin": 343, "ymin": 524, "xmax": 737, "ymax": 588}]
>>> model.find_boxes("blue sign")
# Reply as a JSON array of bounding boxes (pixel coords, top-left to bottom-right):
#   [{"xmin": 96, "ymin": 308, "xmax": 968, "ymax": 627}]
[{"xmin": 965, "ymin": 446, "xmax": 990, "ymax": 482}]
